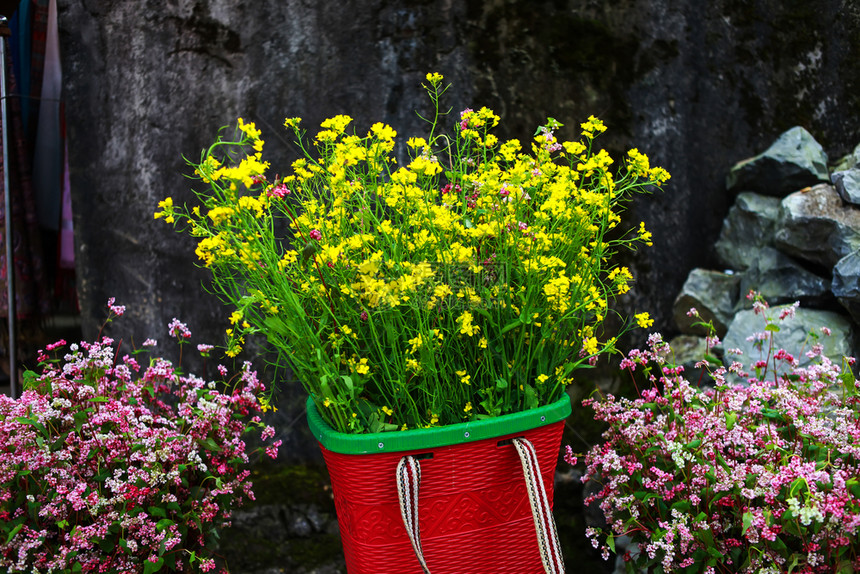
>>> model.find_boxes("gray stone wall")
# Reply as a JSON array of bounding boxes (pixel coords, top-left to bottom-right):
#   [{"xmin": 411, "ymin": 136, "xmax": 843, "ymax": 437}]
[{"xmin": 57, "ymin": 0, "xmax": 860, "ymax": 460}]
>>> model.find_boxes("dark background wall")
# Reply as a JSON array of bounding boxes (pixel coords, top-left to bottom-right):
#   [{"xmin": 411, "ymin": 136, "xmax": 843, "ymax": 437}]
[{"xmin": 57, "ymin": 0, "xmax": 860, "ymax": 460}]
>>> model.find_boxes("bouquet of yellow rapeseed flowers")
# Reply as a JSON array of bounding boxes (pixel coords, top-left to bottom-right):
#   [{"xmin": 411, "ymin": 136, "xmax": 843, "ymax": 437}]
[{"xmin": 156, "ymin": 74, "xmax": 669, "ymax": 434}]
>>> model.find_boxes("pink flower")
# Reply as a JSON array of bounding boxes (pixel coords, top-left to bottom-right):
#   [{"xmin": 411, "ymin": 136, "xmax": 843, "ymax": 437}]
[
  {"xmin": 168, "ymin": 318, "xmax": 192, "ymax": 339},
  {"xmin": 268, "ymin": 183, "xmax": 291, "ymax": 198},
  {"xmin": 0, "ymin": 309, "xmax": 279, "ymax": 572},
  {"xmin": 459, "ymin": 108, "xmax": 474, "ymax": 130},
  {"xmin": 309, "ymin": 229, "xmax": 322, "ymax": 241}
]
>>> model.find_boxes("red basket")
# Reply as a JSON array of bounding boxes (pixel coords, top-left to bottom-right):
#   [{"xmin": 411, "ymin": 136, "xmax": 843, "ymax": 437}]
[{"xmin": 308, "ymin": 397, "xmax": 569, "ymax": 574}]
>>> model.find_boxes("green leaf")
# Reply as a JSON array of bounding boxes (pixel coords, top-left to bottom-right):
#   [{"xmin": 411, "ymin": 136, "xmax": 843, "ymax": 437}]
[
  {"xmin": 500, "ymin": 319, "xmax": 521, "ymax": 335},
  {"xmin": 99, "ymin": 536, "xmax": 115, "ymax": 553},
  {"xmin": 522, "ymin": 383, "xmax": 538, "ymax": 410},
  {"xmin": 786, "ymin": 554, "xmax": 801, "ymax": 573},
  {"xmin": 606, "ymin": 532, "xmax": 615, "ymax": 553},
  {"xmin": 143, "ymin": 556, "xmax": 165, "ymax": 574},
  {"xmin": 341, "ymin": 375, "xmax": 355, "ymax": 396},
  {"xmin": 847, "ymin": 478, "xmax": 860, "ymax": 499},
  {"xmin": 155, "ymin": 518, "xmax": 175, "ymax": 532},
  {"xmin": 725, "ymin": 412, "xmax": 737, "ymax": 431},
  {"xmin": 197, "ymin": 437, "xmax": 222, "ymax": 452},
  {"xmin": 148, "ymin": 506, "xmax": 167, "ymax": 518},
  {"xmin": 22, "ymin": 370, "xmax": 39, "ymax": 390},
  {"xmin": 5, "ymin": 522, "xmax": 23, "ymax": 544},
  {"xmin": 671, "ymin": 500, "xmax": 692, "ymax": 513},
  {"xmin": 838, "ymin": 371, "xmax": 857, "ymax": 396},
  {"xmin": 87, "ymin": 396, "xmax": 111, "ymax": 403},
  {"xmin": 14, "ymin": 416, "xmax": 47, "ymax": 436},
  {"xmin": 765, "ymin": 323, "xmax": 780, "ymax": 332},
  {"xmin": 742, "ymin": 511, "xmax": 753, "ymax": 535}
]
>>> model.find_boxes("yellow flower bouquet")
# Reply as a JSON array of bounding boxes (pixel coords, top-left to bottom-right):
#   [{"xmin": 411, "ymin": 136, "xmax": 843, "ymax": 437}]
[{"xmin": 156, "ymin": 74, "xmax": 669, "ymax": 434}]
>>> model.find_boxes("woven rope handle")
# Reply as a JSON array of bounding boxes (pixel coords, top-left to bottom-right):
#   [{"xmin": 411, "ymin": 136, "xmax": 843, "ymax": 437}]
[
  {"xmin": 512, "ymin": 437, "xmax": 565, "ymax": 574},
  {"xmin": 396, "ymin": 455, "xmax": 431, "ymax": 574},
  {"xmin": 395, "ymin": 438, "xmax": 565, "ymax": 574}
]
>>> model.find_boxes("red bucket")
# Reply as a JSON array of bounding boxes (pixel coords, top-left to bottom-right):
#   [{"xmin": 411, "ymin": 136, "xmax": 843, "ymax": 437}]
[{"xmin": 306, "ymin": 396, "xmax": 570, "ymax": 574}]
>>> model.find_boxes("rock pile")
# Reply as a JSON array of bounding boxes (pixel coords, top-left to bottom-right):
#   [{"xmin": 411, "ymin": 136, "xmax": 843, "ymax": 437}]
[{"xmin": 671, "ymin": 126, "xmax": 860, "ymax": 371}]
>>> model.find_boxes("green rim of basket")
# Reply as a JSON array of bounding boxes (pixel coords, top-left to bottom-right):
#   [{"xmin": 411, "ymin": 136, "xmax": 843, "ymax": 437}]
[{"xmin": 306, "ymin": 393, "xmax": 572, "ymax": 455}]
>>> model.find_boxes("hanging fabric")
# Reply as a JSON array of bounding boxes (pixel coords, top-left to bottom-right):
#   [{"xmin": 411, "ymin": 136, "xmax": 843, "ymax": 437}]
[
  {"xmin": 0, "ymin": 42, "xmax": 48, "ymax": 319},
  {"xmin": 31, "ymin": 0, "xmax": 59, "ymax": 231},
  {"xmin": 58, "ymin": 118, "xmax": 72, "ymax": 269}
]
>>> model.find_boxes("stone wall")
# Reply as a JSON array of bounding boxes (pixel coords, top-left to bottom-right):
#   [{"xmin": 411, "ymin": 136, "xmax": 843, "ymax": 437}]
[{"xmin": 57, "ymin": 0, "xmax": 860, "ymax": 461}]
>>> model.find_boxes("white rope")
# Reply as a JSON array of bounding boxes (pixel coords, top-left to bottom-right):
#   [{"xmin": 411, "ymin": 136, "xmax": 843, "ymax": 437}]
[
  {"xmin": 513, "ymin": 437, "xmax": 565, "ymax": 574},
  {"xmin": 395, "ymin": 438, "xmax": 565, "ymax": 574},
  {"xmin": 396, "ymin": 455, "xmax": 431, "ymax": 574}
]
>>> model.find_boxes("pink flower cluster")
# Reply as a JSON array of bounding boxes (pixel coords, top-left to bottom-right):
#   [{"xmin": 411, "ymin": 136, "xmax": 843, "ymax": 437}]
[
  {"xmin": 0, "ymin": 314, "xmax": 280, "ymax": 573},
  {"xmin": 579, "ymin": 324, "xmax": 860, "ymax": 572}
]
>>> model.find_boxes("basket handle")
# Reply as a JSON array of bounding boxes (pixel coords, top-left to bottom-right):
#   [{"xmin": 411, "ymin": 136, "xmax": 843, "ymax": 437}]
[{"xmin": 395, "ymin": 436, "xmax": 565, "ymax": 574}]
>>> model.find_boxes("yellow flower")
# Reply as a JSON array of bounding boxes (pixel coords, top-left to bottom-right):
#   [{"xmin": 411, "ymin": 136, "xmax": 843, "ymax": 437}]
[
  {"xmin": 238, "ymin": 195, "xmax": 264, "ymax": 218},
  {"xmin": 499, "ymin": 140, "xmax": 521, "ymax": 162},
  {"xmin": 580, "ymin": 115, "xmax": 607, "ymax": 138},
  {"xmin": 406, "ymin": 358, "xmax": 421, "ymax": 372},
  {"xmin": 407, "ymin": 137, "xmax": 428, "ymax": 150},
  {"xmin": 638, "ymin": 222, "xmax": 653, "ymax": 246},
  {"xmin": 408, "ymin": 155, "xmax": 442, "ymax": 176},
  {"xmin": 651, "ymin": 167, "xmax": 671, "ymax": 185},
  {"xmin": 455, "ymin": 370, "xmax": 471, "ymax": 385},
  {"xmin": 457, "ymin": 311, "xmax": 480, "ymax": 337},
  {"xmin": 537, "ymin": 374, "xmax": 550, "ymax": 384},
  {"xmin": 283, "ymin": 117, "xmax": 302, "ymax": 129},
  {"xmin": 382, "ymin": 406, "xmax": 394, "ymax": 416},
  {"xmin": 562, "ymin": 141, "xmax": 586, "ymax": 156},
  {"xmin": 464, "ymin": 402, "xmax": 472, "ymax": 414},
  {"xmin": 320, "ymin": 114, "xmax": 353, "ymax": 134},
  {"xmin": 425, "ymin": 72, "xmax": 443, "ymax": 85},
  {"xmin": 635, "ymin": 312, "xmax": 654, "ymax": 329},
  {"xmin": 371, "ymin": 122, "xmax": 397, "ymax": 141},
  {"xmin": 237, "ymin": 117, "xmax": 262, "ymax": 141},
  {"xmin": 407, "ymin": 334, "xmax": 423, "ymax": 354},
  {"xmin": 154, "ymin": 197, "xmax": 175, "ymax": 223}
]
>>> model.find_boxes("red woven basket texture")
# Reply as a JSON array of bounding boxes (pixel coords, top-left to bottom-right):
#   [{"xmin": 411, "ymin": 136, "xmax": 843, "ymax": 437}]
[{"xmin": 320, "ymin": 420, "xmax": 564, "ymax": 574}]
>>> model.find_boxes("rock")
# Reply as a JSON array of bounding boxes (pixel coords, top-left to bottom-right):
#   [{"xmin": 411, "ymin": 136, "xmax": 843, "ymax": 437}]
[
  {"xmin": 832, "ymin": 168, "xmax": 860, "ymax": 205},
  {"xmin": 738, "ymin": 246, "xmax": 830, "ymax": 307},
  {"xmin": 723, "ymin": 306, "xmax": 855, "ymax": 371},
  {"xmin": 832, "ymin": 250, "xmax": 860, "ymax": 324},
  {"xmin": 774, "ymin": 184, "xmax": 860, "ymax": 269},
  {"xmin": 831, "ymin": 143, "xmax": 860, "ymax": 173},
  {"xmin": 714, "ymin": 192, "xmax": 781, "ymax": 271},
  {"xmin": 726, "ymin": 126, "xmax": 830, "ymax": 196},
  {"xmin": 672, "ymin": 269, "xmax": 740, "ymax": 337},
  {"xmin": 667, "ymin": 334, "xmax": 715, "ymax": 386}
]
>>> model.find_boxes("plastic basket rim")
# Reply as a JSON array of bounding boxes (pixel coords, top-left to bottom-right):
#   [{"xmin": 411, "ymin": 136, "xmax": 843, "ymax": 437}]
[{"xmin": 306, "ymin": 393, "xmax": 571, "ymax": 455}]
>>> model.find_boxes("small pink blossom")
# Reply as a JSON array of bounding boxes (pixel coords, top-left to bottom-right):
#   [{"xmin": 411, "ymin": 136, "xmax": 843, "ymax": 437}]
[
  {"xmin": 268, "ymin": 183, "xmax": 291, "ymax": 198},
  {"xmin": 107, "ymin": 297, "xmax": 126, "ymax": 317},
  {"xmin": 168, "ymin": 318, "xmax": 192, "ymax": 339},
  {"xmin": 0, "ymin": 309, "xmax": 279, "ymax": 572}
]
